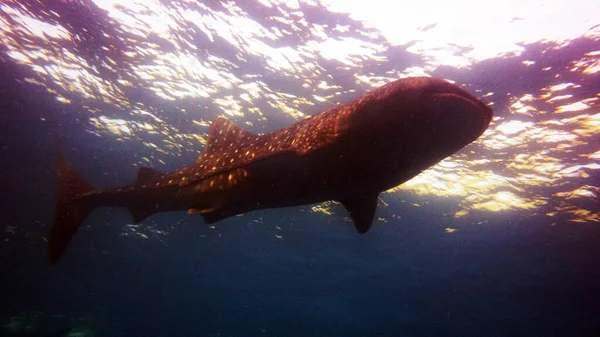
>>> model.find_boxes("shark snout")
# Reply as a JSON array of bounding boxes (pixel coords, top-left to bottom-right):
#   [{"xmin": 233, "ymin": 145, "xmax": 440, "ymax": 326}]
[
  {"xmin": 414, "ymin": 78, "xmax": 493, "ymax": 139},
  {"xmin": 427, "ymin": 91, "xmax": 493, "ymax": 145}
]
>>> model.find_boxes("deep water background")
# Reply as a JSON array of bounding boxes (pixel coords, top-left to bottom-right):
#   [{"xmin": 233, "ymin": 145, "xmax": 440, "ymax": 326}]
[
  {"xmin": 1, "ymin": 1, "xmax": 600, "ymax": 337},
  {"xmin": 1, "ymin": 109, "xmax": 599, "ymax": 336}
]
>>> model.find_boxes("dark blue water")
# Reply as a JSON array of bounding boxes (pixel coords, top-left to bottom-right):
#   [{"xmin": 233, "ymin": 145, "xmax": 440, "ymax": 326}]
[
  {"xmin": 1, "ymin": 1, "xmax": 600, "ymax": 336},
  {"xmin": 1, "ymin": 119, "xmax": 599, "ymax": 336}
]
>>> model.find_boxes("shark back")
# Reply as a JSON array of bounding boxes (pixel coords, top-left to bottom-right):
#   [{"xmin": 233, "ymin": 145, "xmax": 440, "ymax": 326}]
[{"xmin": 177, "ymin": 107, "xmax": 348, "ymax": 187}]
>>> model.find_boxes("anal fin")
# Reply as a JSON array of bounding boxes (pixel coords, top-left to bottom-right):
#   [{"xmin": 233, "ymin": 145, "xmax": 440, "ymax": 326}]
[
  {"xmin": 339, "ymin": 195, "xmax": 379, "ymax": 234},
  {"xmin": 188, "ymin": 208, "xmax": 226, "ymax": 224},
  {"xmin": 188, "ymin": 194, "xmax": 229, "ymax": 224},
  {"xmin": 202, "ymin": 212, "xmax": 226, "ymax": 224}
]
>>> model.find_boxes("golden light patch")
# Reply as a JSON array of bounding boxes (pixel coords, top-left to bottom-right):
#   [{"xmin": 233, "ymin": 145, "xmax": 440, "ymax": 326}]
[{"xmin": 1, "ymin": 0, "xmax": 598, "ymax": 227}]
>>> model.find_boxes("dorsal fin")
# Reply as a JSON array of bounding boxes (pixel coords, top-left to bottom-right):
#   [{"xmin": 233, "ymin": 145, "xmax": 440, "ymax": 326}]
[
  {"xmin": 135, "ymin": 167, "xmax": 162, "ymax": 185},
  {"xmin": 198, "ymin": 117, "xmax": 258, "ymax": 162},
  {"xmin": 339, "ymin": 195, "xmax": 379, "ymax": 234}
]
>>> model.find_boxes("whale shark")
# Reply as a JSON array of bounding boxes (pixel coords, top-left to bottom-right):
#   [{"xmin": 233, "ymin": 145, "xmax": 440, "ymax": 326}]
[{"xmin": 48, "ymin": 77, "xmax": 493, "ymax": 264}]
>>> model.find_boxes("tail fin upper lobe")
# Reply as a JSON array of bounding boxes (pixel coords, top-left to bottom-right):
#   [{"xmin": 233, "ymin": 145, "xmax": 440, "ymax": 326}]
[{"xmin": 48, "ymin": 156, "xmax": 96, "ymax": 264}]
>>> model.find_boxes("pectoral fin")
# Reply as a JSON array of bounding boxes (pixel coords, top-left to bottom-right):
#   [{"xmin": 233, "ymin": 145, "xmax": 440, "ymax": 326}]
[
  {"xmin": 339, "ymin": 195, "xmax": 379, "ymax": 234},
  {"xmin": 128, "ymin": 205, "xmax": 156, "ymax": 223}
]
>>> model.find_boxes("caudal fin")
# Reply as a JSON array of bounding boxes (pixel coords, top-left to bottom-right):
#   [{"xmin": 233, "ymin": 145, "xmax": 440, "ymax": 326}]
[{"xmin": 47, "ymin": 156, "xmax": 96, "ymax": 264}]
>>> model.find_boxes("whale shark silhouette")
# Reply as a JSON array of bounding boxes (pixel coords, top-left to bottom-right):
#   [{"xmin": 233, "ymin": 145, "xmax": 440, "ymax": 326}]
[{"xmin": 48, "ymin": 77, "xmax": 493, "ymax": 264}]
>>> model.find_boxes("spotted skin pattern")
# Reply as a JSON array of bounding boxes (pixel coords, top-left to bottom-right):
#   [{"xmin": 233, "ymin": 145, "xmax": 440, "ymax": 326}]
[{"xmin": 48, "ymin": 77, "xmax": 493, "ymax": 264}]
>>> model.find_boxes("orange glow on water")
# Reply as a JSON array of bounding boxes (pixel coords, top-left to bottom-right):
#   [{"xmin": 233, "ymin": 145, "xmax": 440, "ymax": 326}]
[{"xmin": 0, "ymin": 0, "xmax": 598, "ymax": 230}]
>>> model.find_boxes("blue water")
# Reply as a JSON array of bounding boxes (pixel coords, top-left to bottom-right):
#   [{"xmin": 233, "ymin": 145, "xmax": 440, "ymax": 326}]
[
  {"xmin": 1, "ymin": 1, "xmax": 600, "ymax": 336},
  {"xmin": 1, "ymin": 141, "xmax": 598, "ymax": 336}
]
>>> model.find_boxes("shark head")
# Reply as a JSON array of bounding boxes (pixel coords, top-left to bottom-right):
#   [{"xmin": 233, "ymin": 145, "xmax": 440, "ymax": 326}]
[
  {"xmin": 342, "ymin": 77, "xmax": 492, "ymax": 142},
  {"xmin": 414, "ymin": 78, "xmax": 493, "ymax": 150},
  {"xmin": 334, "ymin": 77, "xmax": 493, "ymax": 189},
  {"xmin": 389, "ymin": 77, "xmax": 493, "ymax": 174}
]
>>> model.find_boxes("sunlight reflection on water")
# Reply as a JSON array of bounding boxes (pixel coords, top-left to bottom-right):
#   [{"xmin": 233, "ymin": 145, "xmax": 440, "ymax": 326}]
[{"xmin": 0, "ymin": 0, "xmax": 598, "ymax": 232}]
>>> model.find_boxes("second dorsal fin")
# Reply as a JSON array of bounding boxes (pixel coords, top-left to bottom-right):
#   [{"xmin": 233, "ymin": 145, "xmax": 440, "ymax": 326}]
[
  {"xmin": 197, "ymin": 117, "xmax": 258, "ymax": 163},
  {"xmin": 135, "ymin": 167, "xmax": 163, "ymax": 185}
]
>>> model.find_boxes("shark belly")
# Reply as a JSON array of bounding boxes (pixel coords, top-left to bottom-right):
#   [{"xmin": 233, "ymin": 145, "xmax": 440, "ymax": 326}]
[
  {"xmin": 185, "ymin": 132, "xmax": 400, "ymax": 221},
  {"xmin": 182, "ymin": 152, "xmax": 338, "ymax": 221}
]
